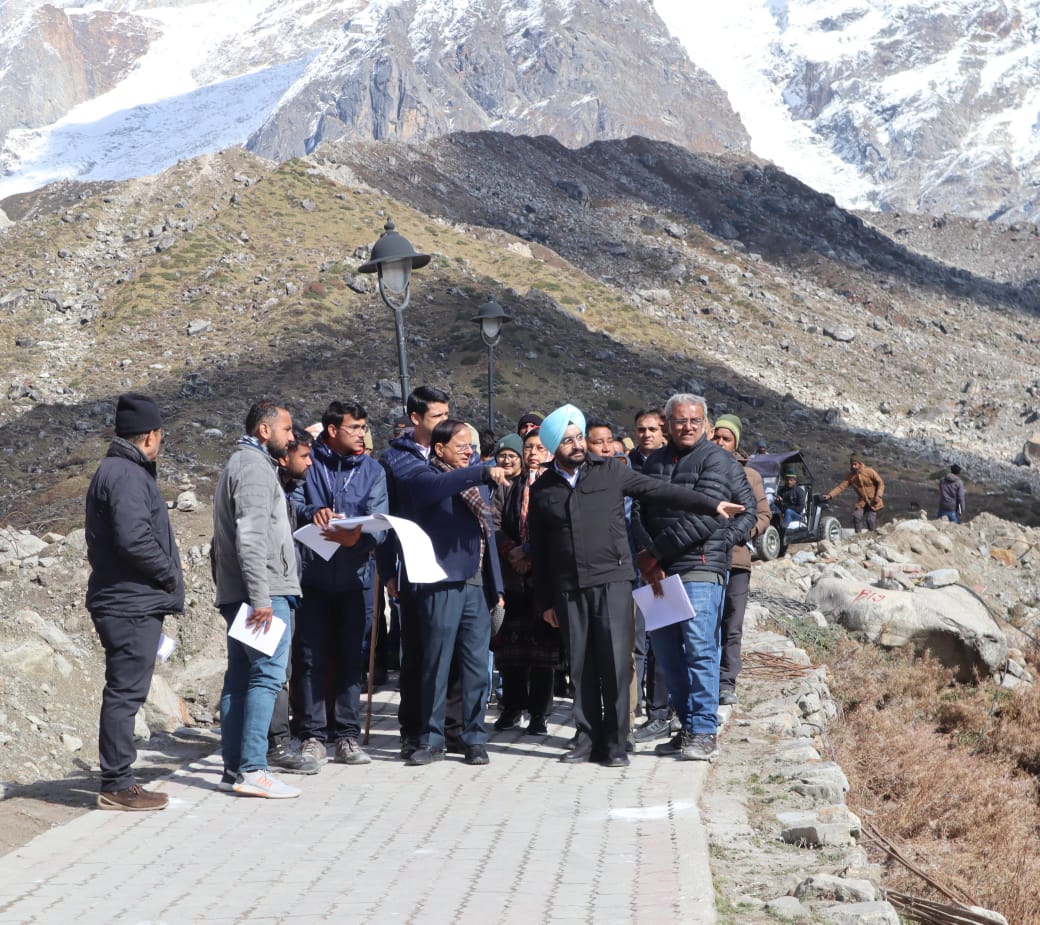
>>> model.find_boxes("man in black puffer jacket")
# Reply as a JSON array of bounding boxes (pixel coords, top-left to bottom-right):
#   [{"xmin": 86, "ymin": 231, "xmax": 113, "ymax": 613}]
[
  {"xmin": 86, "ymin": 393, "xmax": 184, "ymax": 811},
  {"xmin": 634, "ymin": 393, "xmax": 757, "ymax": 764}
]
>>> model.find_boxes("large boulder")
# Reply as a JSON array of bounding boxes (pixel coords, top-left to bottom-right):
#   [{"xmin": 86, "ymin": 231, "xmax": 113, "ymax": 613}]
[{"xmin": 806, "ymin": 577, "xmax": 1007, "ymax": 680}]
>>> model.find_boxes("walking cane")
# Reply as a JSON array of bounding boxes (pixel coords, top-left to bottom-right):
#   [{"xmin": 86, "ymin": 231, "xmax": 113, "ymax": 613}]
[{"xmin": 363, "ymin": 565, "xmax": 379, "ymax": 745}]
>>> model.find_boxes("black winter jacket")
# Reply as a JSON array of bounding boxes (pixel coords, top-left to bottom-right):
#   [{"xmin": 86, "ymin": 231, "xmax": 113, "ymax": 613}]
[
  {"xmin": 634, "ymin": 435, "xmax": 757, "ymax": 576},
  {"xmin": 85, "ymin": 438, "xmax": 184, "ymax": 617},
  {"xmin": 528, "ymin": 456, "xmax": 728, "ymax": 611}
]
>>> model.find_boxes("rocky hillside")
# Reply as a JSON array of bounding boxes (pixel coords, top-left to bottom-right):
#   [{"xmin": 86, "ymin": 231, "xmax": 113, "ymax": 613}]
[{"xmin": 1, "ymin": 133, "xmax": 1040, "ymax": 533}]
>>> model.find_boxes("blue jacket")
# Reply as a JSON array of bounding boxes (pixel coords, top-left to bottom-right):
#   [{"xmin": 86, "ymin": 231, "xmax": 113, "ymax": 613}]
[
  {"xmin": 379, "ymin": 432, "xmax": 501, "ymax": 600},
  {"xmin": 298, "ymin": 439, "xmax": 388, "ymax": 592},
  {"xmin": 407, "ymin": 462, "xmax": 504, "ymax": 606}
]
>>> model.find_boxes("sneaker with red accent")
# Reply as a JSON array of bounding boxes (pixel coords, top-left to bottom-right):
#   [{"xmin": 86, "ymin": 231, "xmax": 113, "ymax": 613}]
[{"xmin": 232, "ymin": 769, "xmax": 301, "ymax": 799}]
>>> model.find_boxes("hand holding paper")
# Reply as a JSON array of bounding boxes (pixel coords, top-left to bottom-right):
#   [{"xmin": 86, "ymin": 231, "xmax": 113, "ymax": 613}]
[{"xmin": 228, "ymin": 603, "xmax": 287, "ymax": 657}]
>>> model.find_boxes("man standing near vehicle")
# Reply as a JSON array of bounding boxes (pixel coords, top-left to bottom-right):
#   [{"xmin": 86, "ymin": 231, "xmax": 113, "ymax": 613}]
[
  {"xmin": 634, "ymin": 394, "xmax": 758, "ymax": 762},
  {"xmin": 822, "ymin": 453, "xmax": 885, "ymax": 533},
  {"xmin": 212, "ymin": 400, "xmax": 302, "ymax": 798},
  {"xmin": 709, "ymin": 415, "xmax": 771, "ymax": 707},
  {"xmin": 86, "ymin": 393, "xmax": 183, "ymax": 811}
]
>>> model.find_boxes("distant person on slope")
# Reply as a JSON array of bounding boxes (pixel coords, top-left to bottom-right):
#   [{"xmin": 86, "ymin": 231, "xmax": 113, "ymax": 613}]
[
  {"xmin": 936, "ymin": 464, "xmax": 966, "ymax": 523},
  {"xmin": 822, "ymin": 453, "xmax": 884, "ymax": 533}
]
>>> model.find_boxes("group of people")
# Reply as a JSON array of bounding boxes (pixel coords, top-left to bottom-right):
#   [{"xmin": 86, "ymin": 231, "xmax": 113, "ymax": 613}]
[{"xmin": 82, "ymin": 386, "xmax": 968, "ymax": 808}]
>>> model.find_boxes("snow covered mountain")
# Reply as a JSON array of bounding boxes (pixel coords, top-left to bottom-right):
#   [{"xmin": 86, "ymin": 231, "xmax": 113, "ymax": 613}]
[
  {"xmin": 0, "ymin": 0, "xmax": 748, "ymax": 202},
  {"xmin": 658, "ymin": 0, "xmax": 1040, "ymax": 221},
  {"xmin": 2, "ymin": 0, "xmax": 1040, "ymax": 224}
]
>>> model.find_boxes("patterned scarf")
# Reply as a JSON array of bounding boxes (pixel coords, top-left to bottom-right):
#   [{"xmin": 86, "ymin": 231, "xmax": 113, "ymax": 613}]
[{"xmin": 430, "ymin": 455, "xmax": 494, "ymax": 544}]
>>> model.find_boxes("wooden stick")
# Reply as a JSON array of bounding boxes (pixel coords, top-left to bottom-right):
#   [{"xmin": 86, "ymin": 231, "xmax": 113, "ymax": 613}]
[{"xmin": 363, "ymin": 565, "xmax": 380, "ymax": 745}]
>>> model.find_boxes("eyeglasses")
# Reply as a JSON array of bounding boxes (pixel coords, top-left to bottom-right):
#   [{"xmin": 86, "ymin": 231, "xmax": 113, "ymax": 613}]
[
  {"xmin": 340, "ymin": 423, "xmax": 369, "ymax": 434},
  {"xmin": 558, "ymin": 433, "xmax": 586, "ymax": 448},
  {"xmin": 668, "ymin": 417, "xmax": 704, "ymax": 429}
]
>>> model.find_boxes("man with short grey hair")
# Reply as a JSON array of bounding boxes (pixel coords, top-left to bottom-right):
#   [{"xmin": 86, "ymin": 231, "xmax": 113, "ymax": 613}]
[
  {"xmin": 212, "ymin": 400, "xmax": 302, "ymax": 798},
  {"xmin": 634, "ymin": 393, "xmax": 757, "ymax": 762}
]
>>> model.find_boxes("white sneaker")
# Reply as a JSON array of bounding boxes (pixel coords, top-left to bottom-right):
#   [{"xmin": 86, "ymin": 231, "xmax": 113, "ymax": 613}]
[{"xmin": 233, "ymin": 769, "xmax": 301, "ymax": 799}]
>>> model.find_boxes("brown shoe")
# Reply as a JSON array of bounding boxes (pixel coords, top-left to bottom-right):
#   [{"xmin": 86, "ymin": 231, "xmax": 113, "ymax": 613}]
[{"xmin": 97, "ymin": 783, "xmax": 169, "ymax": 811}]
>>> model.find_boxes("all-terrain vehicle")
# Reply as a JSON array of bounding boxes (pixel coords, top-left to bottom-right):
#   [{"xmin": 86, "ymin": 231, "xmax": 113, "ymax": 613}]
[{"xmin": 745, "ymin": 450, "xmax": 843, "ymax": 560}]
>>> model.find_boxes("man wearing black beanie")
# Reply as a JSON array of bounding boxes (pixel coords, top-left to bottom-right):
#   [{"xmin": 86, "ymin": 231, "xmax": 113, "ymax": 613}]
[{"xmin": 86, "ymin": 392, "xmax": 183, "ymax": 811}]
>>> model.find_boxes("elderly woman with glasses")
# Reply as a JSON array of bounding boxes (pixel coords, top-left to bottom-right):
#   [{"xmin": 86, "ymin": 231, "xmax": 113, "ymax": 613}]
[{"xmin": 491, "ymin": 427, "xmax": 563, "ymax": 737}]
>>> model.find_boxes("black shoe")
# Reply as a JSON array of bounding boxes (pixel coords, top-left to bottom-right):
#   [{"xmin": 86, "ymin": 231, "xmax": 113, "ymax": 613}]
[
  {"xmin": 632, "ymin": 717, "xmax": 672, "ymax": 743},
  {"xmin": 406, "ymin": 746, "xmax": 445, "ymax": 766},
  {"xmin": 399, "ymin": 738, "xmax": 420, "ymax": 760},
  {"xmin": 267, "ymin": 742, "xmax": 320, "ymax": 775},
  {"xmin": 718, "ymin": 689, "xmax": 738, "ymax": 706},
  {"xmin": 494, "ymin": 710, "xmax": 522, "ymax": 732},
  {"xmin": 602, "ymin": 754, "xmax": 630, "ymax": 769},
  {"xmin": 625, "ymin": 734, "xmax": 635, "ymax": 753},
  {"xmin": 445, "ymin": 736, "xmax": 466, "ymax": 755},
  {"xmin": 464, "ymin": 745, "xmax": 490, "ymax": 766},
  {"xmin": 560, "ymin": 742, "xmax": 594, "ymax": 764},
  {"xmin": 525, "ymin": 715, "xmax": 548, "ymax": 736}
]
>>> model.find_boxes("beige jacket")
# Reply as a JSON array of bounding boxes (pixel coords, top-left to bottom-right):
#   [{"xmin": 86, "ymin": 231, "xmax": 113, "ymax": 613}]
[{"xmin": 827, "ymin": 464, "xmax": 884, "ymax": 511}]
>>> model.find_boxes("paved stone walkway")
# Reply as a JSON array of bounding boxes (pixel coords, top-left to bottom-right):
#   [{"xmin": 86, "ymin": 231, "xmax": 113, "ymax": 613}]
[{"xmin": 0, "ymin": 691, "xmax": 715, "ymax": 924}]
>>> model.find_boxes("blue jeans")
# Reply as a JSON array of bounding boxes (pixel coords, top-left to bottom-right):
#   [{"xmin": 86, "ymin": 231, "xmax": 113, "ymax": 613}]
[
  {"xmin": 220, "ymin": 597, "xmax": 291, "ymax": 774},
  {"xmin": 649, "ymin": 580, "xmax": 725, "ymax": 735},
  {"xmin": 936, "ymin": 511, "xmax": 958, "ymax": 523}
]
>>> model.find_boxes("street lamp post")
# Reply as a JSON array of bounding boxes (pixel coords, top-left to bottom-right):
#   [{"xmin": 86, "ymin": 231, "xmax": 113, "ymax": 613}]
[
  {"xmin": 358, "ymin": 219, "xmax": 430, "ymax": 414},
  {"xmin": 470, "ymin": 298, "xmax": 512, "ymax": 433}
]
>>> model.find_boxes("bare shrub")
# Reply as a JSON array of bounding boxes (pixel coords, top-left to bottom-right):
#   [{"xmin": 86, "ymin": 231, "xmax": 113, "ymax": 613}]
[{"xmin": 822, "ymin": 638, "xmax": 1040, "ymax": 924}]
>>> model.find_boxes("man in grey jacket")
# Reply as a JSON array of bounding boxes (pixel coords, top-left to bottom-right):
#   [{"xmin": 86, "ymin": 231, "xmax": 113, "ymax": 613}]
[{"xmin": 212, "ymin": 400, "xmax": 302, "ymax": 799}]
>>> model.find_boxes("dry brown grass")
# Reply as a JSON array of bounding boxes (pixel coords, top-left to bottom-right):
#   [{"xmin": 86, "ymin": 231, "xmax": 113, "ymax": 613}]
[{"xmin": 822, "ymin": 638, "xmax": 1040, "ymax": 924}]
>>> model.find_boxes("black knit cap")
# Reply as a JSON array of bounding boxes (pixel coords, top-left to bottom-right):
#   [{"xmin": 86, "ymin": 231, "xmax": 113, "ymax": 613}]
[
  {"xmin": 115, "ymin": 392, "xmax": 163, "ymax": 437},
  {"xmin": 517, "ymin": 412, "xmax": 543, "ymax": 432}
]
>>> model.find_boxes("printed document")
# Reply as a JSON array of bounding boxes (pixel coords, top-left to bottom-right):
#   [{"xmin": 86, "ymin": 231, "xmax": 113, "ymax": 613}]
[
  {"xmin": 633, "ymin": 574, "xmax": 697, "ymax": 632},
  {"xmin": 294, "ymin": 513, "xmax": 447, "ymax": 583},
  {"xmin": 228, "ymin": 603, "xmax": 287, "ymax": 657}
]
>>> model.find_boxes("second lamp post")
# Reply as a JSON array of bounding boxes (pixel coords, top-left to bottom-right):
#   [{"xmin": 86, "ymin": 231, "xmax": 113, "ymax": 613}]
[{"xmin": 471, "ymin": 298, "xmax": 512, "ymax": 433}]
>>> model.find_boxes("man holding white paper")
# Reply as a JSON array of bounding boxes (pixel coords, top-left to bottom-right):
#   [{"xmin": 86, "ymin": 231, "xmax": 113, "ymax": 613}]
[
  {"xmin": 212, "ymin": 400, "xmax": 302, "ymax": 799},
  {"xmin": 634, "ymin": 394, "xmax": 758, "ymax": 763},
  {"xmin": 294, "ymin": 400, "xmax": 388, "ymax": 768}
]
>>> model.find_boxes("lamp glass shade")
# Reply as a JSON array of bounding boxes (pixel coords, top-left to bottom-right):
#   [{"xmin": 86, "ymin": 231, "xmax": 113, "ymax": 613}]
[
  {"xmin": 481, "ymin": 316, "xmax": 502, "ymax": 342},
  {"xmin": 379, "ymin": 258, "xmax": 411, "ymax": 294}
]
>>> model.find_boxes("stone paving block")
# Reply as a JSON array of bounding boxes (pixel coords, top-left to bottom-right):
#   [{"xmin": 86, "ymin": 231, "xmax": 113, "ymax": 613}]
[{"xmin": 0, "ymin": 688, "xmax": 717, "ymax": 924}]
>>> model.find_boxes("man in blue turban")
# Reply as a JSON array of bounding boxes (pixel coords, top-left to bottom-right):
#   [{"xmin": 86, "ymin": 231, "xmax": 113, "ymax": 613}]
[{"xmin": 527, "ymin": 404, "xmax": 744, "ymax": 768}]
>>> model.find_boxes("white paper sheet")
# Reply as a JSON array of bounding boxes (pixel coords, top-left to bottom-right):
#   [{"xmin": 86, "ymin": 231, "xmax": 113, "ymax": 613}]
[
  {"xmin": 227, "ymin": 602, "xmax": 287, "ymax": 657},
  {"xmin": 633, "ymin": 574, "xmax": 697, "ymax": 632},
  {"xmin": 156, "ymin": 633, "xmax": 176, "ymax": 661},
  {"xmin": 293, "ymin": 513, "xmax": 447, "ymax": 584}
]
